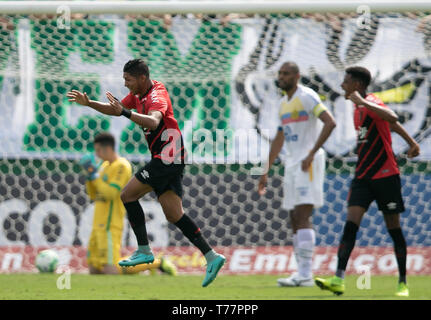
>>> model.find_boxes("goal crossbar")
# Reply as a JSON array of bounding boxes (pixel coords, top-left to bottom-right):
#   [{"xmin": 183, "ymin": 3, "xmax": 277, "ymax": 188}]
[{"xmin": 0, "ymin": 1, "xmax": 431, "ymax": 15}]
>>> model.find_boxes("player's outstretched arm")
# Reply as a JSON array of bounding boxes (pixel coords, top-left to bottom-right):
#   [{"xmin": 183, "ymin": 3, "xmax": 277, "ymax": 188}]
[
  {"xmin": 66, "ymin": 90, "xmax": 119, "ymax": 116},
  {"xmin": 258, "ymin": 129, "xmax": 284, "ymax": 196},
  {"xmin": 106, "ymin": 92, "xmax": 162, "ymax": 130},
  {"xmin": 390, "ymin": 121, "xmax": 421, "ymax": 158}
]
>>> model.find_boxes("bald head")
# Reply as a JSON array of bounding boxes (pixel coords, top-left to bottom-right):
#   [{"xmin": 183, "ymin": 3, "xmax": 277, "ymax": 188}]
[
  {"xmin": 278, "ymin": 62, "xmax": 300, "ymax": 92},
  {"xmin": 282, "ymin": 61, "xmax": 300, "ymax": 75}
]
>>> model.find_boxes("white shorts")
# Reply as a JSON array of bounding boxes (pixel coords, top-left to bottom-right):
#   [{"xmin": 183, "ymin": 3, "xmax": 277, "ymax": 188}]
[{"xmin": 282, "ymin": 150, "xmax": 325, "ymax": 211}]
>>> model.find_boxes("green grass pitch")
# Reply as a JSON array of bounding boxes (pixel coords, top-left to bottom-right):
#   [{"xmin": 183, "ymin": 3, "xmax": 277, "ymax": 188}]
[{"xmin": 1, "ymin": 274, "xmax": 430, "ymax": 300}]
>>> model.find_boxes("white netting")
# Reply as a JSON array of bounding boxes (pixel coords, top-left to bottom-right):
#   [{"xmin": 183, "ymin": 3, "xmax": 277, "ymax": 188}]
[{"xmin": 0, "ymin": 5, "xmax": 431, "ymax": 273}]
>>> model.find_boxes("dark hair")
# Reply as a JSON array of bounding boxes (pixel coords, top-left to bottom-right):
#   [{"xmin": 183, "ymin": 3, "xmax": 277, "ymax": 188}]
[
  {"xmin": 123, "ymin": 59, "xmax": 150, "ymax": 78},
  {"xmin": 282, "ymin": 61, "xmax": 300, "ymax": 74},
  {"xmin": 94, "ymin": 132, "xmax": 115, "ymax": 149},
  {"xmin": 345, "ymin": 66, "xmax": 372, "ymax": 88}
]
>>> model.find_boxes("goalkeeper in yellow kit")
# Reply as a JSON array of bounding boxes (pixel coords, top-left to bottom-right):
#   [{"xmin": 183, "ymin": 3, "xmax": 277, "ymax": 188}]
[{"xmin": 82, "ymin": 132, "xmax": 176, "ymax": 275}]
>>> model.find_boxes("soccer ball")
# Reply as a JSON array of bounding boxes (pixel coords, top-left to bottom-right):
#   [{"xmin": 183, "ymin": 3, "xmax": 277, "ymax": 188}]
[{"xmin": 35, "ymin": 249, "xmax": 59, "ymax": 273}]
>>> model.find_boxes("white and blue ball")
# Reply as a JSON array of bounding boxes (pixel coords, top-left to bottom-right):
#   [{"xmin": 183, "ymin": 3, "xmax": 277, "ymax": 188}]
[{"xmin": 35, "ymin": 249, "xmax": 59, "ymax": 273}]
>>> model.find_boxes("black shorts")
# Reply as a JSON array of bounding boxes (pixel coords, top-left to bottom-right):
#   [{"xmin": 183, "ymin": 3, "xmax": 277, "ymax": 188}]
[
  {"xmin": 135, "ymin": 158, "xmax": 185, "ymax": 198},
  {"xmin": 348, "ymin": 174, "xmax": 405, "ymax": 214}
]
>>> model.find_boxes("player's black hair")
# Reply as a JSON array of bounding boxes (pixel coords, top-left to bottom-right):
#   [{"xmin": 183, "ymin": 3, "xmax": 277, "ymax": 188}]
[
  {"xmin": 123, "ymin": 59, "xmax": 150, "ymax": 78},
  {"xmin": 345, "ymin": 66, "xmax": 372, "ymax": 88},
  {"xmin": 282, "ymin": 61, "xmax": 300, "ymax": 74},
  {"xmin": 94, "ymin": 132, "xmax": 115, "ymax": 149}
]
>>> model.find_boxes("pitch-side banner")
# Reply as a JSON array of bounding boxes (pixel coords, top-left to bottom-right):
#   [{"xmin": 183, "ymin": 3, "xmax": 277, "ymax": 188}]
[
  {"xmin": 1, "ymin": 246, "xmax": 430, "ymax": 275},
  {"xmin": 1, "ymin": 16, "xmax": 431, "ymax": 160}
]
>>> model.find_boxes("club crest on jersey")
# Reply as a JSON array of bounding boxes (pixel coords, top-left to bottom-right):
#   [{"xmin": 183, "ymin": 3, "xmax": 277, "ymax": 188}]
[
  {"xmin": 283, "ymin": 126, "xmax": 298, "ymax": 142},
  {"xmin": 150, "ymin": 90, "xmax": 159, "ymax": 103}
]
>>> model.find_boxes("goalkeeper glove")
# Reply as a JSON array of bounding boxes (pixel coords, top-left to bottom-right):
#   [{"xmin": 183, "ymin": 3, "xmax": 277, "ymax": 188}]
[{"xmin": 79, "ymin": 154, "xmax": 100, "ymax": 181}]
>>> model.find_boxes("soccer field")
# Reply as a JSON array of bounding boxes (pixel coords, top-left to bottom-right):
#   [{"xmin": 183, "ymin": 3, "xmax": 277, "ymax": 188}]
[{"xmin": 1, "ymin": 274, "xmax": 430, "ymax": 300}]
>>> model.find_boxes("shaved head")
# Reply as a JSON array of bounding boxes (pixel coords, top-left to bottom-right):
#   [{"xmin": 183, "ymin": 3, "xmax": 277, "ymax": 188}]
[
  {"xmin": 278, "ymin": 61, "xmax": 300, "ymax": 92},
  {"xmin": 282, "ymin": 61, "xmax": 300, "ymax": 75}
]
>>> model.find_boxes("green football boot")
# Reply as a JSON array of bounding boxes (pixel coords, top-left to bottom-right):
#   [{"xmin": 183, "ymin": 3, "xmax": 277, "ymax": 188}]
[
  {"xmin": 202, "ymin": 254, "xmax": 226, "ymax": 287},
  {"xmin": 159, "ymin": 257, "xmax": 177, "ymax": 276},
  {"xmin": 396, "ymin": 282, "xmax": 409, "ymax": 297},
  {"xmin": 315, "ymin": 276, "xmax": 345, "ymax": 296},
  {"xmin": 118, "ymin": 250, "xmax": 154, "ymax": 267}
]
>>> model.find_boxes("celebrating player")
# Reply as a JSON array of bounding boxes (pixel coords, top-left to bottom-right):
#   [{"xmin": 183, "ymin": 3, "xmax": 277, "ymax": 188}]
[
  {"xmin": 82, "ymin": 132, "xmax": 177, "ymax": 276},
  {"xmin": 315, "ymin": 66, "xmax": 420, "ymax": 297},
  {"xmin": 258, "ymin": 62, "xmax": 336, "ymax": 287},
  {"xmin": 68, "ymin": 59, "xmax": 225, "ymax": 287}
]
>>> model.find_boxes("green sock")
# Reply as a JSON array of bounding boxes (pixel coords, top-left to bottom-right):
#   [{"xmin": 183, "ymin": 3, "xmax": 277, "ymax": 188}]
[
  {"xmin": 204, "ymin": 250, "xmax": 218, "ymax": 263},
  {"xmin": 138, "ymin": 245, "xmax": 153, "ymax": 255}
]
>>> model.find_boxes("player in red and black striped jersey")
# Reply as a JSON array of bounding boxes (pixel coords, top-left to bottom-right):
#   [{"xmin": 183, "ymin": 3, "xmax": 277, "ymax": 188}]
[
  {"xmin": 66, "ymin": 59, "xmax": 225, "ymax": 287},
  {"xmin": 315, "ymin": 66, "xmax": 420, "ymax": 297},
  {"xmin": 353, "ymin": 92, "xmax": 400, "ymax": 180}
]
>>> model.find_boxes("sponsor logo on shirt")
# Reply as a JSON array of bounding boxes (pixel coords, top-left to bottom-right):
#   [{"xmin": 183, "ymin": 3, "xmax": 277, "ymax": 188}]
[
  {"xmin": 283, "ymin": 126, "xmax": 298, "ymax": 142},
  {"xmin": 357, "ymin": 126, "xmax": 368, "ymax": 143}
]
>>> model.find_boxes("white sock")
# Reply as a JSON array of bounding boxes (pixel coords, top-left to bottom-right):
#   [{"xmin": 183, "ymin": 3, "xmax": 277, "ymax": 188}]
[
  {"xmin": 292, "ymin": 233, "xmax": 299, "ymax": 270},
  {"xmin": 297, "ymin": 228, "xmax": 315, "ymax": 279}
]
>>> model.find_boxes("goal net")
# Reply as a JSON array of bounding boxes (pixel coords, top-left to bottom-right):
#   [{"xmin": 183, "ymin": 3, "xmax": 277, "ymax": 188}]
[{"xmin": 0, "ymin": 1, "xmax": 430, "ymax": 275}]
